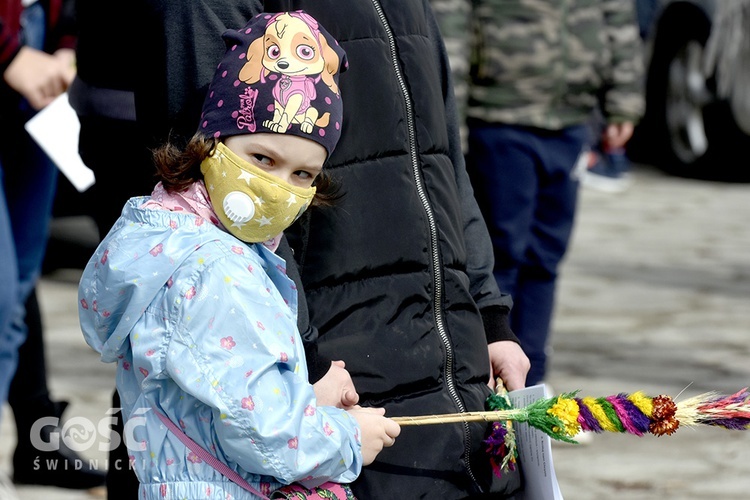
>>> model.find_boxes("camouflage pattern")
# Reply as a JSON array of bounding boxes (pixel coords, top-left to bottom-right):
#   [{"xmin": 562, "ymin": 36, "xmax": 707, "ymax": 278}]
[
  {"xmin": 430, "ymin": 0, "xmax": 473, "ymax": 148},
  {"xmin": 467, "ymin": 0, "xmax": 645, "ymax": 129}
]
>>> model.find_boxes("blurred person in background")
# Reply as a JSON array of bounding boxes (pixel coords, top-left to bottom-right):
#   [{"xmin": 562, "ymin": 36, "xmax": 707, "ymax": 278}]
[
  {"xmin": 1, "ymin": 0, "xmax": 105, "ymax": 491},
  {"xmin": 582, "ymin": 0, "xmax": 655, "ymax": 193},
  {"xmin": 465, "ymin": 0, "xmax": 644, "ymax": 387}
]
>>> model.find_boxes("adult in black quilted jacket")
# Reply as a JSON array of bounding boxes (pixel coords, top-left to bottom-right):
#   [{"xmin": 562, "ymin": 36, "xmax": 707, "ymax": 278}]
[{"xmin": 134, "ymin": 0, "xmax": 530, "ymax": 497}]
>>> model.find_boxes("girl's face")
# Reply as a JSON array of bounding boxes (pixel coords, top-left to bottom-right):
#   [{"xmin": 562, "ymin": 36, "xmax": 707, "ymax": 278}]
[{"xmin": 223, "ymin": 133, "xmax": 326, "ymax": 188}]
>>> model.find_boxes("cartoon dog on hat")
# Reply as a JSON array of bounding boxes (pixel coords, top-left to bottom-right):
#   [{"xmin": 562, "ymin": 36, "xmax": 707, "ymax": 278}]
[{"xmin": 239, "ymin": 12, "xmax": 343, "ymax": 135}]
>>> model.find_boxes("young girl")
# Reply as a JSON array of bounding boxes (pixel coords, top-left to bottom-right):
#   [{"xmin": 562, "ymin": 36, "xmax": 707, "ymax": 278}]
[{"xmin": 78, "ymin": 11, "xmax": 399, "ymax": 499}]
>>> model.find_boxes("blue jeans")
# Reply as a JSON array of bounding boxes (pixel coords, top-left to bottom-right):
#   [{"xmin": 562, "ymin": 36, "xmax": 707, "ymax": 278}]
[
  {"xmin": 0, "ymin": 1, "xmax": 58, "ymax": 416},
  {"xmin": 467, "ymin": 123, "xmax": 588, "ymax": 385}
]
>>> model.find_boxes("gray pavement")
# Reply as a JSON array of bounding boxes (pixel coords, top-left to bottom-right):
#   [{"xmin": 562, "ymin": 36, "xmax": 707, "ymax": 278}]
[{"xmin": 2, "ymin": 163, "xmax": 750, "ymax": 499}]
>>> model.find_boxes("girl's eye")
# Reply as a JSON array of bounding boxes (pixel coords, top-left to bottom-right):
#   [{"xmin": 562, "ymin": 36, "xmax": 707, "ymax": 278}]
[
  {"xmin": 267, "ymin": 45, "xmax": 280, "ymax": 59},
  {"xmin": 253, "ymin": 154, "xmax": 273, "ymax": 166},
  {"xmin": 296, "ymin": 45, "xmax": 315, "ymax": 60},
  {"xmin": 294, "ymin": 170, "xmax": 314, "ymax": 180}
]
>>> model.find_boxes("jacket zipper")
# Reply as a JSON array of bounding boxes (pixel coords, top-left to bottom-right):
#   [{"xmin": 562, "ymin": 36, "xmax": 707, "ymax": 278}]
[{"xmin": 370, "ymin": 0, "xmax": 479, "ymax": 488}]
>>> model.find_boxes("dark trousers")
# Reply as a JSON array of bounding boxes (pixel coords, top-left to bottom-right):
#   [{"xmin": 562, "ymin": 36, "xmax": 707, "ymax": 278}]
[
  {"xmin": 9, "ymin": 289, "xmax": 51, "ymax": 417},
  {"xmin": 467, "ymin": 123, "xmax": 589, "ymax": 385},
  {"xmin": 108, "ymin": 389, "xmax": 139, "ymax": 499}
]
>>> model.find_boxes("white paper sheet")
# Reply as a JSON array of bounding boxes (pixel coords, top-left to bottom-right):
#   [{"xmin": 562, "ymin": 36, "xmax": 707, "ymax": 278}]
[
  {"xmin": 24, "ymin": 92, "xmax": 95, "ymax": 192},
  {"xmin": 509, "ymin": 384, "xmax": 565, "ymax": 500}
]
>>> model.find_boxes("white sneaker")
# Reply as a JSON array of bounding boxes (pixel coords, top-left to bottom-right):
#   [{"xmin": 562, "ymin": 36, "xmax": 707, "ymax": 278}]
[
  {"xmin": 580, "ymin": 150, "xmax": 633, "ymax": 193},
  {"xmin": 581, "ymin": 168, "xmax": 633, "ymax": 193}
]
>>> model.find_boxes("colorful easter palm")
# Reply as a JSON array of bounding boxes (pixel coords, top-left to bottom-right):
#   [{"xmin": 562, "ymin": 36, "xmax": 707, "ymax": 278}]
[{"xmin": 392, "ymin": 383, "xmax": 750, "ymax": 476}]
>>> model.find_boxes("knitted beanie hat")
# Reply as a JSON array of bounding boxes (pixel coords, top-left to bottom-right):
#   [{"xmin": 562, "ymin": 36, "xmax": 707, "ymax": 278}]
[{"xmin": 199, "ymin": 11, "xmax": 348, "ymax": 157}]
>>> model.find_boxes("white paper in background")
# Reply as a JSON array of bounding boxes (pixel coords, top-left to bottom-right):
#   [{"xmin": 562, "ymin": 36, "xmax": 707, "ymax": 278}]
[
  {"xmin": 509, "ymin": 384, "xmax": 565, "ymax": 500},
  {"xmin": 24, "ymin": 92, "xmax": 95, "ymax": 192}
]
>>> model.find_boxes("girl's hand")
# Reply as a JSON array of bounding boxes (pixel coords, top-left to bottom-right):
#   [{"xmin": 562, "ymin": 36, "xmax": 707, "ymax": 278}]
[
  {"xmin": 313, "ymin": 360, "xmax": 359, "ymax": 408},
  {"xmin": 348, "ymin": 406, "xmax": 401, "ymax": 465}
]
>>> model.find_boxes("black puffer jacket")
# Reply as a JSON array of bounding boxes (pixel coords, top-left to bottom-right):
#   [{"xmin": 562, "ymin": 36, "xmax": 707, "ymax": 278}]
[{"xmin": 272, "ymin": 0, "xmax": 522, "ymax": 497}]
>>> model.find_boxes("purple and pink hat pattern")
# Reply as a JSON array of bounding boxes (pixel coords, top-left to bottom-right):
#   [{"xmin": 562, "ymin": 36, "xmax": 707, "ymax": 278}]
[{"xmin": 199, "ymin": 11, "xmax": 348, "ymax": 157}]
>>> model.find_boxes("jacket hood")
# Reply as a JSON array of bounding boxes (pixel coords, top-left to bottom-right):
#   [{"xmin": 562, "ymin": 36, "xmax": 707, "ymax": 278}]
[{"xmin": 79, "ymin": 197, "xmax": 225, "ymax": 362}]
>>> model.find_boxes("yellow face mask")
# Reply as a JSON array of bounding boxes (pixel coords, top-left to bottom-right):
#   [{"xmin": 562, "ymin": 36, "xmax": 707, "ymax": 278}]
[{"xmin": 200, "ymin": 142, "xmax": 316, "ymax": 243}]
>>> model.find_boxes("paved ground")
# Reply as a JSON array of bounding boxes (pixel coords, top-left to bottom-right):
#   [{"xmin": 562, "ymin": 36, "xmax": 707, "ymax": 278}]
[
  {"xmin": 2, "ymin": 163, "xmax": 750, "ymax": 499},
  {"xmin": 547, "ymin": 164, "xmax": 750, "ymax": 499}
]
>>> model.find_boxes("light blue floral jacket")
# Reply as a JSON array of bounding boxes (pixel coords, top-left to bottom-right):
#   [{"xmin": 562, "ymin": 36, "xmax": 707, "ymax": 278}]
[{"xmin": 79, "ymin": 198, "xmax": 362, "ymax": 499}]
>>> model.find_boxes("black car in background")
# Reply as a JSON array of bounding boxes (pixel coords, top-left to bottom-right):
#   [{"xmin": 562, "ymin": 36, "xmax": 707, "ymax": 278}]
[{"xmin": 632, "ymin": 0, "xmax": 750, "ymax": 181}]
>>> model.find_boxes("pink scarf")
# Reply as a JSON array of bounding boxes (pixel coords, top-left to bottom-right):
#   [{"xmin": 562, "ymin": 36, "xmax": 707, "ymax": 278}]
[{"xmin": 141, "ymin": 181, "xmax": 282, "ymax": 252}]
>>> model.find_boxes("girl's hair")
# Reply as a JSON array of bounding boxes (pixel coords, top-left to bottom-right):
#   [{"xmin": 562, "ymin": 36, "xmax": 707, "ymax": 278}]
[{"xmin": 152, "ymin": 133, "xmax": 339, "ymax": 206}]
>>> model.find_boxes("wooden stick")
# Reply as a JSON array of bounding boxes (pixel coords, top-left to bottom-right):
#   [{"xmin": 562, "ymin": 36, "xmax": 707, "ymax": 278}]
[{"xmin": 392, "ymin": 409, "xmax": 517, "ymax": 426}]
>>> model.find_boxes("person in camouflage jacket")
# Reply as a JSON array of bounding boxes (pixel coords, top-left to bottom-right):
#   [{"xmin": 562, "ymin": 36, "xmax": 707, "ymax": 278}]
[{"xmin": 463, "ymin": 0, "xmax": 645, "ymax": 385}]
